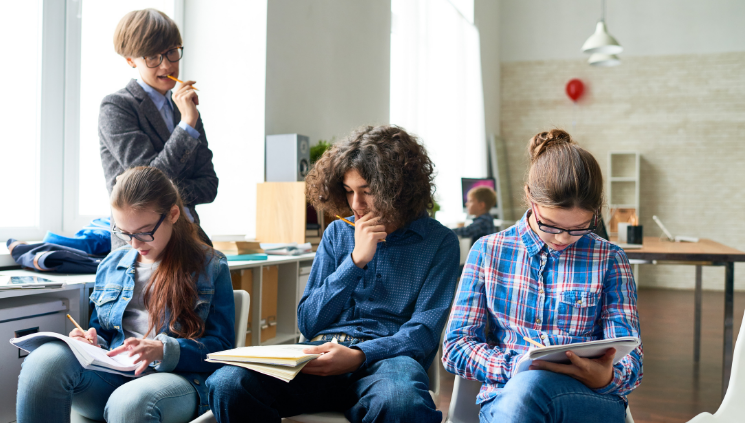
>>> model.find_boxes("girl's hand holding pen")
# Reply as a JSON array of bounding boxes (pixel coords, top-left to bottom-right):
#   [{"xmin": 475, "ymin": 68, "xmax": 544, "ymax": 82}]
[
  {"xmin": 171, "ymin": 79, "xmax": 199, "ymax": 128},
  {"xmin": 350, "ymin": 212, "xmax": 387, "ymax": 269},
  {"xmin": 69, "ymin": 327, "xmax": 99, "ymax": 347},
  {"xmin": 107, "ymin": 338, "xmax": 164, "ymax": 376},
  {"xmin": 529, "ymin": 347, "xmax": 616, "ymax": 389}
]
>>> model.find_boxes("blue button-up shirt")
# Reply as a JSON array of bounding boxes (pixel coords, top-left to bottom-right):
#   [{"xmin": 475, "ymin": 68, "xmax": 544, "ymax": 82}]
[
  {"xmin": 453, "ymin": 213, "xmax": 496, "ymax": 246},
  {"xmin": 298, "ymin": 214, "xmax": 460, "ymax": 370}
]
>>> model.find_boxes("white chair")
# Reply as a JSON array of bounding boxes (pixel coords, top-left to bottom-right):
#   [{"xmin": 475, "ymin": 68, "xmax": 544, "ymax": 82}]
[
  {"xmin": 446, "ymin": 375, "xmax": 635, "ymax": 423},
  {"xmin": 282, "ymin": 334, "xmax": 443, "ymax": 423},
  {"xmin": 686, "ymin": 311, "xmax": 745, "ymax": 422},
  {"xmin": 72, "ymin": 290, "xmax": 250, "ymax": 423}
]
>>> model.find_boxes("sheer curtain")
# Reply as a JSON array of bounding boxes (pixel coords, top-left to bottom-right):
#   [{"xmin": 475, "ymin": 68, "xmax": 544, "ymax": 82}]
[{"xmin": 390, "ymin": 0, "xmax": 486, "ymax": 224}]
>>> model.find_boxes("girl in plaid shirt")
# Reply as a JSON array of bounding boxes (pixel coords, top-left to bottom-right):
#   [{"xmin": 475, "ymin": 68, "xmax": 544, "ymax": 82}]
[{"xmin": 443, "ymin": 129, "xmax": 642, "ymax": 423}]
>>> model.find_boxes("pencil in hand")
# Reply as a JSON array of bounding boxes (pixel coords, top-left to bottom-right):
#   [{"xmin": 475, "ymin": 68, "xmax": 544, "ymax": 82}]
[
  {"xmin": 166, "ymin": 75, "xmax": 199, "ymax": 91},
  {"xmin": 335, "ymin": 215, "xmax": 386, "ymax": 242},
  {"xmin": 67, "ymin": 314, "xmax": 93, "ymax": 344},
  {"xmin": 523, "ymin": 336, "xmax": 545, "ymax": 349}
]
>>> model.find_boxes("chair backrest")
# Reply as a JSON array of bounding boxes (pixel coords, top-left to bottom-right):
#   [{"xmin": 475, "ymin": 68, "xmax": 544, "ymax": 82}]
[
  {"xmin": 233, "ymin": 290, "xmax": 250, "ymax": 348},
  {"xmin": 712, "ymin": 310, "xmax": 745, "ymax": 419}
]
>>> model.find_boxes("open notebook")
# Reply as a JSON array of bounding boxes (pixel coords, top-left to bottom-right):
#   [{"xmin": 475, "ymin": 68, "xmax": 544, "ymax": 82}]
[
  {"xmin": 514, "ymin": 336, "xmax": 641, "ymax": 374},
  {"xmin": 10, "ymin": 332, "xmax": 142, "ymax": 377},
  {"xmin": 206, "ymin": 345, "xmax": 320, "ymax": 383}
]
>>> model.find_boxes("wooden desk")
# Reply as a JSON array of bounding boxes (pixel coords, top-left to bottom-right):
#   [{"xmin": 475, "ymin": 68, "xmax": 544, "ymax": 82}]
[{"xmin": 617, "ymin": 237, "xmax": 745, "ymax": 398}]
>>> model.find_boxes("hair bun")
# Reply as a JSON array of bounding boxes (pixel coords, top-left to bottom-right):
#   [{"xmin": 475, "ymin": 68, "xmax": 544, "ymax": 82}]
[{"xmin": 528, "ymin": 129, "xmax": 573, "ymax": 162}]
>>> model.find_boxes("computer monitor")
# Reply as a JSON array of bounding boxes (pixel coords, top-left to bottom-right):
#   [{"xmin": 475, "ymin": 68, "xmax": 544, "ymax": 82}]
[{"xmin": 461, "ymin": 177, "xmax": 497, "ymax": 208}]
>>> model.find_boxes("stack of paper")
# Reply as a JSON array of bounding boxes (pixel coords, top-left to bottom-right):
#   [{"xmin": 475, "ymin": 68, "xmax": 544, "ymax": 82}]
[
  {"xmin": 10, "ymin": 332, "xmax": 142, "ymax": 377},
  {"xmin": 213, "ymin": 241, "xmax": 265, "ymax": 256},
  {"xmin": 0, "ymin": 276, "xmax": 64, "ymax": 290},
  {"xmin": 206, "ymin": 345, "xmax": 320, "ymax": 382},
  {"xmin": 261, "ymin": 243, "xmax": 313, "ymax": 256},
  {"xmin": 513, "ymin": 336, "xmax": 641, "ymax": 374}
]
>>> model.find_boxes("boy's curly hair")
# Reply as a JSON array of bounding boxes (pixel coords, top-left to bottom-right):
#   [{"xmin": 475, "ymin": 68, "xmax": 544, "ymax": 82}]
[{"xmin": 305, "ymin": 125, "xmax": 436, "ymax": 228}]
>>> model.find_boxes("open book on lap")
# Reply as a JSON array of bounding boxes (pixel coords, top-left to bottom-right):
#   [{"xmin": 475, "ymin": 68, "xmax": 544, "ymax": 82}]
[
  {"xmin": 514, "ymin": 336, "xmax": 641, "ymax": 374},
  {"xmin": 10, "ymin": 332, "xmax": 144, "ymax": 377},
  {"xmin": 207, "ymin": 345, "xmax": 321, "ymax": 383}
]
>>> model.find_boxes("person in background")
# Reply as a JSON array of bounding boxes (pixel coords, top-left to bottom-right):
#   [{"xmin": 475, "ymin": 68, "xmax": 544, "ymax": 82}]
[
  {"xmin": 99, "ymin": 8, "xmax": 217, "ymax": 250},
  {"xmin": 443, "ymin": 129, "xmax": 643, "ymax": 423},
  {"xmin": 16, "ymin": 166, "xmax": 235, "ymax": 423},
  {"xmin": 453, "ymin": 186, "xmax": 497, "ymax": 246},
  {"xmin": 206, "ymin": 125, "xmax": 460, "ymax": 423}
]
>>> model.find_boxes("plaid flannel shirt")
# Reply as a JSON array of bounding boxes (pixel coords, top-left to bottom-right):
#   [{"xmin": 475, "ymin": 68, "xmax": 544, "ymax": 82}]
[{"xmin": 442, "ymin": 210, "xmax": 643, "ymax": 405}]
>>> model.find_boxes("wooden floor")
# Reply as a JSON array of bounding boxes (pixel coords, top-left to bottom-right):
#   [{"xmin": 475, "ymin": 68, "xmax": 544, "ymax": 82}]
[{"xmin": 436, "ymin": 288, "xmax": 745, "ymax": 423}]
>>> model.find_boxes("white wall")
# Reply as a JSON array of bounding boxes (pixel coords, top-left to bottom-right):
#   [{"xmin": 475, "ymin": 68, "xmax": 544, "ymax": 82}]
[
  {"xmin": 500, "ymin": 0, "xmax": 745, "ymax": 63},
  {"xmin": 265, "ymin": 0, "xmax": 391, "ymax": 145},
  {"xmin": 183, "ymin": 1, "xmax": 267, "ymax": 238}
]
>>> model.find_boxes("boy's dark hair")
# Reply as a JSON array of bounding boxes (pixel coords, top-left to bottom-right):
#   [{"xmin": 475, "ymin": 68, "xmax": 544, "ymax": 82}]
[
  {"xmin": 469, "ymin": 187, "xmax": 497, "ymax": 210},
  {"xmin": 113, "ymin": 9, "xmax": 182, "ymax": 58},
  {"xmin": 306, "ymin": 125, "xmax": 436, "ymax": 228},
  {"xmin": 524, "ymin": 129, "xmax": 604, "ymax": 212}
]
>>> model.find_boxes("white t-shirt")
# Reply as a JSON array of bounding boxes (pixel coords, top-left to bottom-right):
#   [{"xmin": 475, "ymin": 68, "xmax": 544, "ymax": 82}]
[{"xmin": 122, "ymin": 261, "xmax": 159, "ymax": 340}]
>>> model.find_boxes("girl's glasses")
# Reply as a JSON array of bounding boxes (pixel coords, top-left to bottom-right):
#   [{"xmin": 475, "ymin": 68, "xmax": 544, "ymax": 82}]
[
  {"xmin": 143, "ymin": 47, "xmax": 184, "ymax": 68},
  {"xmin": 113, "ymin": 214, "xmax": 167, "ymax": 243},
  {"xmin": 531, "ymin": 203, "xmax": 598, "ymax": 236}
]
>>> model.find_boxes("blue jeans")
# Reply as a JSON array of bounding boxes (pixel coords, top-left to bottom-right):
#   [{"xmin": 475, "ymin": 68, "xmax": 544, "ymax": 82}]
[
  {"xmin": 479, "ymin": 370, "xmax": 626, "ymax": 423},
  {"xmin": 16, "ymin": 341, "xmax": 198, "ymax": 423},
  {"xmin": 206, "ymin": 341, "xmax": 440, "ymax": 423}
]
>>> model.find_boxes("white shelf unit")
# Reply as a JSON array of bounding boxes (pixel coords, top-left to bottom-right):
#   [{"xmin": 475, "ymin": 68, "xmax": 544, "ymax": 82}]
[
  {"xmin": 227, "ymin": 254, "xmax": 315, "ymax": 346},
  {"xmin": 608, "ymin": 151, "xmax": 641, "ymax": 225}
]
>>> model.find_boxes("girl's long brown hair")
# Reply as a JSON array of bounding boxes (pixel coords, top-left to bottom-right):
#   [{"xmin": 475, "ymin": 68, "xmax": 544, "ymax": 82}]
[{"xmin": 111, "ymin": 166, "xmax": 210, "ymax": 340}]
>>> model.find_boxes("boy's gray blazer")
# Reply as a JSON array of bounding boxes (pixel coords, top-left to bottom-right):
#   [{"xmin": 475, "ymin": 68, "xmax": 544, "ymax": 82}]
[{"xmin": 98, "ymin": 79, "xmax": 218, "ymax": 226}]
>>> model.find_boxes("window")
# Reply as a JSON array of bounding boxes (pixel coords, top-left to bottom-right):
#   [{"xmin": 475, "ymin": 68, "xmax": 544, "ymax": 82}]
[
  {"xmin": 0, "ymin": 1, "xmax": 43, "ymax": 230},
  {"xmin": 390, "ymin": 0, "xmax": 487, "ymax": 224},
  {"xmin": 65, "ymin": 1, "xmax": 180, "ymax": 230}
]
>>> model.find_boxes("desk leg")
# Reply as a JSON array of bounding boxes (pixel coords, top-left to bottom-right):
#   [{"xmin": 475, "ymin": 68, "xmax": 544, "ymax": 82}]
[
  {"xmin": 722, "ymin": 262, "xmax": 734, "ymax": 399},
  {"xmin": 694, "ymin": 265, "xmax": 702, "ymax": 362}
]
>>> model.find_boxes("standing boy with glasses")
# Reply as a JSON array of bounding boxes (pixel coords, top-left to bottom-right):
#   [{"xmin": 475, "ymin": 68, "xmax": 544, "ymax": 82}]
[
  {"xmin": 99, "ymin": 8, "xmax": 217, "ymax": 250},
  {"xmin": 443, "ymin": 129, "xmax": 643, "ymax": 423}
]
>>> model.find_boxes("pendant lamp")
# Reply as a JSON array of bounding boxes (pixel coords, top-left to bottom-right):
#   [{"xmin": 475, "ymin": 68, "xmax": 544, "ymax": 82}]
[
  {"xmin": 582, "ymin": 0, "xmax": 622, "ymax": 55},
  {"xmin": 588, "ymin": 53, "xmax": 620, "ymax": 67}
]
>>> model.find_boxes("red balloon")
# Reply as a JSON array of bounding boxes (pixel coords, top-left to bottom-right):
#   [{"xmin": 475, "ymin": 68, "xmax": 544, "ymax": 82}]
[{"xmin": 565, "ymin": 79, "xmax": 585, "ymax": 102}]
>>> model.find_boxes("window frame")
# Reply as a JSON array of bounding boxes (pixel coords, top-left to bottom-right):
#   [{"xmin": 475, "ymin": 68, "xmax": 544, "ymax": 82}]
[{"xmin": 0, "ymin": 0, "xmax": 65, "ymax": 242}]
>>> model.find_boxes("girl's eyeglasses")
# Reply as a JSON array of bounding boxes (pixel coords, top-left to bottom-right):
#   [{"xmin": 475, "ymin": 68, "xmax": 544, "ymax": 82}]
[
  {"xmin": 113, "ymin": 214, "xmax": 167, "ymax": 243},
  {"xmin": 531, "ymin": 203, "xmax": 598, "ymax": 236},
  {"xmin": 143, "ymin": 47, "xmax": 184, "ymax": 68}
]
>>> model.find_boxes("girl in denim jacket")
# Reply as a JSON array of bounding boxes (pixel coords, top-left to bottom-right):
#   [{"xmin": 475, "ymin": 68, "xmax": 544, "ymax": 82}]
[{"xmin": 16, "ymin": 166, "xmax": 235, "ymax": 423}]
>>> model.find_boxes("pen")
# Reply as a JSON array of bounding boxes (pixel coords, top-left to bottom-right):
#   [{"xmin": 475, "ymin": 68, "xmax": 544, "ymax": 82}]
[
  {"xmin": 166, "ymin": 75, "xmax": 199, "ymax": 91},
  {"xmin": 66, "ymin": 314, "xmax": 93, "ymax": 344},
  {"xmin": 335, "ymin": 215, "xmax": 386, "ymax": 242},
  {"xmin": 523, "ymin": 336, "xmax": 545, "ymax": 349}
]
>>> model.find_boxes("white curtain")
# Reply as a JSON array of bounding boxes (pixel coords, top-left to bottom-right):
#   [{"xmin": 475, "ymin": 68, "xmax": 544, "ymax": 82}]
[{"xmin": 390, "ymin": 0, "xmax": 487, "ymax": 224}]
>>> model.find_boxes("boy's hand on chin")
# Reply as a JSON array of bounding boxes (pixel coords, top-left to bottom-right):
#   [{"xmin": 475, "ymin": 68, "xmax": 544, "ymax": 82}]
[
  {"xmin": 300, "ymin": 343, "xmax": 366, "ymax": 376},
  {"xmin": 351, "ymin": 212, "xmax": 387, "ymax": 269},
  {"xmin": 529, "ymin": 348, "xmax": 616, "ymax": 389}
]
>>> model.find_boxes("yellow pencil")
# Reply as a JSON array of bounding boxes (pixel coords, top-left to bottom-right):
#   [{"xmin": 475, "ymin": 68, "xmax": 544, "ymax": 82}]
[
  {"xmin": 523, "ymin": 336, "xmax": 545, "ymax": 349},
  {"xmin": 335, "ymin": 215, "xmax": 386, "ymax": 242},
  {"xmin": 166, "ymin": 75, "xmax": 199, "ymax": 91},
  {"xmin": 67, "ymin": 314, "xmax": 93, "ymax": 344}
]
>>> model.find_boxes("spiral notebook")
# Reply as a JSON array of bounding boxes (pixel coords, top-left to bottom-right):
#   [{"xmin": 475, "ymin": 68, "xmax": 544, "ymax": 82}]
[{"xmin": 514, "ymin": 336, "xmax": 641, "ymax": 374}]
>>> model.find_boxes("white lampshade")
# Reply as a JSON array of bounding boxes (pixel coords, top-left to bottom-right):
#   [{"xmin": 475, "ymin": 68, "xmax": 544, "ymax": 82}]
[
  {"xmin": 588, "ymin": 53, "xmax": 621, "ymax": 67},
  {"xmin": 582, "ymin": 21, "xmax": 623, "ymax": 55}
]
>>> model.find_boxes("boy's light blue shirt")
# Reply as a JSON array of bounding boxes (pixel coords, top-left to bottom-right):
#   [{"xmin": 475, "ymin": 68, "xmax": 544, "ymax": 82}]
[
  {"xmin": 136, "ymin": 78, "xmax": 198, "ymax": 222},
  {"xmin": 136, "ymin": 78, "xmax": 200, "ymax": 139}
]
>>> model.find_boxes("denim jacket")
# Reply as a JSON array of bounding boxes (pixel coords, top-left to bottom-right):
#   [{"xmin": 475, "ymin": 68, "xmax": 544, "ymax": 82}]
[{"xmin": 89, "ymin": 246, "xmax": 235, "ymax": 416}]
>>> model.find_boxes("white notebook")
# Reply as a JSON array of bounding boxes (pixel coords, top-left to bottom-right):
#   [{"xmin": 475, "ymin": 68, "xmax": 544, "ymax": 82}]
[
  {"xmin": 207, "ymin": 344, "xmax": 321, "ymax": 383},
  {"xmin": 10, "ymin": 332, "xmax": 143, "ymax": 377},
  {"xmin": 514, "ymin": 336, "xmax": 641, "ymax": 374}
]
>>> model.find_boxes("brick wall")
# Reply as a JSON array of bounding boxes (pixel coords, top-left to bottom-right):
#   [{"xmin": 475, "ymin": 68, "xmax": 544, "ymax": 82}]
[{"xmin": 500, "ymin": 52, "xmax": 745, "ymax": 291}]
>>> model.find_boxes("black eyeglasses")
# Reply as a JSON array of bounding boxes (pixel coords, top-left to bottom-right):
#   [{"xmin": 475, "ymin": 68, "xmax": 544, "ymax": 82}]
[
  {"xmin": 143, "ymin": 47, "xmax": 184, "ymax": 68},
  {"xmin": 113, "ymin": 214, "xmax": 167, "ymax": 243},
  {"xmin": 531, "ymin": 203, "xmax": 598, "ymax": 236}
]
